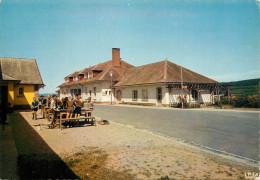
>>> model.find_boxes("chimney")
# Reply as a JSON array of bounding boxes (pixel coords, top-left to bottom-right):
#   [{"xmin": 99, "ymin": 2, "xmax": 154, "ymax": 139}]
[{"xmin": 112, "ymin": 48, "xmax": 121, "ymax": 67}]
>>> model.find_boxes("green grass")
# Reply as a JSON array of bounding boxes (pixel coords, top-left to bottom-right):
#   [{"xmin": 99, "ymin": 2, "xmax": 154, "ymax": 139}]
[{"xmin": 221, "ymin": 78, "xmax": 260, "ymax": 96}]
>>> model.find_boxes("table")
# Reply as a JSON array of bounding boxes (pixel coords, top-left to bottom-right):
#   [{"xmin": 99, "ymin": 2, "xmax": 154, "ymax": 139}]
[{"xmin": 46, "ymin": 108, "xmax": 93, "ymax": 129}]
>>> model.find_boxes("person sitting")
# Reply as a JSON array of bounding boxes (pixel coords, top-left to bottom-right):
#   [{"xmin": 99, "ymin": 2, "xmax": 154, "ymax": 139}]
[
  {"xmin": 49, "ymin": 95, "xmax": 59, "ymax": 126},
  {"xmin": 66, "ymin": 97, "xmax": 75, "ymax": 119},
  {"xmin": 31, "ymin": 97, "xmax": 39, "ymax": 120},
  {"xmin": 74, "ymin": 94, "xmax": 84, "ymax": 118}
]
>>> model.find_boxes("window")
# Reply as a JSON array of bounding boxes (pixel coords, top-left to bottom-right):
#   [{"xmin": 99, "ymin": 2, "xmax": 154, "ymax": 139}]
[
  {"xmin": 132, "ymin": 90, "xmax": 138, "ymax": 101},
  {"xmin": 79, "ymin": 74, "xmax": 84, "ymax": 80},
  {"xmin": 157, "ymin": 87, "xmax": 162, "ymax": 101},
  {"xmin": 34, "ymin": 85, "xmax": 39, "ymax": 91},
  {"xmin": 93, "ymin": 87, "xmax": 97, "ymax": 96},
  {"xmin": 142, "ymin": 89, "xmax": 148, "ymax": 101},
  {"xmin": 18, "ymin": 87, "xmax": 24, "ymax": 96},
  {"xmin": 69, "ymin": 77, "xmax": 73, "ymax": 82},
  {"xmin": 192, "ymin": 89, "xmax": 198, "ymax": 99}
]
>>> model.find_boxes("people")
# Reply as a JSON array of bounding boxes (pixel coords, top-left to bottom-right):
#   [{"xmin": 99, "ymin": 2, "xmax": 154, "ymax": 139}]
[
  {"xmin": 66, "ymin": 96, "xmax": 75, "ymax": 119},
  {"xmin": 39, "ymin": 95, "xmax": 47, "ymax": 118},
  {"xmin": 47, "ymin": 95, "xmax": 52, "ymax": 108},
  {"xmin": 31, "ymin": 97, "xmax": 39, "ymax": 120},
  {"xmin": 74, "ymin": 94, "xmax": 84, "ymax": 118},
  {"xmin": 49, "ymin": 95, "xmax": 59, "ymax": 125},
  {"xmin": 87, "ymin": 97, "xmax": 94, "ymax": 109}
]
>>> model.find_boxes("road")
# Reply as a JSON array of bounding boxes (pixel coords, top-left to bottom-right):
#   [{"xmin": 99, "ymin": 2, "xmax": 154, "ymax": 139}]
[{"xmin": 93, "ymin": 104, "xmax": 259, "ymax": 162}]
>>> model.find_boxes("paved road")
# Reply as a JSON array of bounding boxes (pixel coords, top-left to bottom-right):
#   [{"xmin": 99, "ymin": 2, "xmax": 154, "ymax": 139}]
[{"xmin": 93, "ymin": 104, "xmax": 259, "ymax": 162}]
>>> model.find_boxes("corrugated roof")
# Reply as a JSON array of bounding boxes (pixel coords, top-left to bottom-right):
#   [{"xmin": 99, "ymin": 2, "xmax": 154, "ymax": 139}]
[
  {"xmin": 114, "ymin": 60, "xmax": 219, "ymax": 86},
  {"xmin": 0, "ymin": 57, "xmax": 44, "ymax": 85}
]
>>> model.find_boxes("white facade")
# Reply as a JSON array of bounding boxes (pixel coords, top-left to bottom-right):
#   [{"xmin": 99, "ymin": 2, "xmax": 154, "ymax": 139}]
[
  {"xmin": 115, "ymin": 84, "xmax": 169, "ymax": 105},
  {"xmin": 115, "ymin": 84, "xmax": 213, "ymax": 106},
  {"xmin": 59, "ymin": 81, "xmax": 115, "ymax": 102},
  {"xmin": 60, "ymin": 82, "xmax": 213, "ymax": 106}
]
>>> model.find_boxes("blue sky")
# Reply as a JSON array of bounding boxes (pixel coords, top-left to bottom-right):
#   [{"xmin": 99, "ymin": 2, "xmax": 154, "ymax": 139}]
[{"xmin": 0, "ymin": 0, "xmax": 259, "ymax": 93}]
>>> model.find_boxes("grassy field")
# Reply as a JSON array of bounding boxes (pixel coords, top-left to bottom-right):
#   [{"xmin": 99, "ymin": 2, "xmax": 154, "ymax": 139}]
[{"xmin": 221, "ymin": 78, "xmax": 259, "ymax": 96}]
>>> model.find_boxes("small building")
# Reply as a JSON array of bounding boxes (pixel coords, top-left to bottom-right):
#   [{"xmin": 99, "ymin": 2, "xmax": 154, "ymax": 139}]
[
  {"xmin": 58, "ymin": 48, "xmax": 229, "ymax": 106},
  {"xmin": 0, "ymin": 58, "xmax": 44, "ymax": 110},
  {"xmin": 114, "ymin": 59, "xmax": 229, "ymax": 106}
]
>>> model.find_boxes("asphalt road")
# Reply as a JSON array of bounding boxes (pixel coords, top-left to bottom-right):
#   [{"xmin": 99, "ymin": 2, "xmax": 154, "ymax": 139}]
[{"xmin": 93, "ymin": 104, "xmax": 259, "ymax": 162}]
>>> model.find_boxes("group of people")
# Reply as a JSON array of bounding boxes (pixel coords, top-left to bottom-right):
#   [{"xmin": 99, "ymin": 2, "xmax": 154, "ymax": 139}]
[{"xmin": 31, "ymin": 94, "xmax": 94, "ymax": 126}]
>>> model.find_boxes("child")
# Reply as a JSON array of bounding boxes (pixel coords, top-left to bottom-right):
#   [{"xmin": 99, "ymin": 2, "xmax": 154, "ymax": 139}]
[
  {"xmin": 39, "ymin": 95, "xmax": 47, "ymax": 118},
  {"xmin": 87, "ymin": 97, "xmax": 94, "ymax": 109},
  {"xmin": 66, "ymin": 97, "xmax": 74, "ymax": 119},
  {"xmin": 50, "ymin": 95, "xmax": 58, "ymax": 125},
  {"xmin": 74, "ymin": 94, "xmax": 84, "ymax": 118},
  {"xmin": 31, "ymin": 97, "xmax": 39, "ymax": 120}
]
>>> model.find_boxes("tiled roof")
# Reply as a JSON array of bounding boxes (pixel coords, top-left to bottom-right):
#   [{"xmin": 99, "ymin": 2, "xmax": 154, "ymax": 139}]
[
  {"xmin": 0, "ymin": 57, "xmax": 44, "ymax": 85},
  {"xmin": 58, "ymin": 59, "xmax": 134, "ymax": 87},
  {"xmin": 114, "ymin": 60, "xmax": 219, "ymax": 86}
]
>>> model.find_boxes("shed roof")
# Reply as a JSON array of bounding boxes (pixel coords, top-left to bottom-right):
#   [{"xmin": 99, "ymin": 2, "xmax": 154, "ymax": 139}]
[{"xmin": 0, "ymin": 57, "xmax": 44, "ymax": 85}]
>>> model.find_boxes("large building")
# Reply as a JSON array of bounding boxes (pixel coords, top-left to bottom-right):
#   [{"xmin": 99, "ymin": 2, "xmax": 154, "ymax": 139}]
[
  {"xmin": 0, "ymin": 58, "xmax": 44, "ymax": 110},
  {"xmin": 58, "ymin": 48, "xmax": 229, "ymax": 107}
]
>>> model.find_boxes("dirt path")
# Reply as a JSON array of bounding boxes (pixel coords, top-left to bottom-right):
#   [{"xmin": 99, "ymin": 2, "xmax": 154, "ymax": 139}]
[{"xmin": 20, "ymin": 111, "xmax": 257, "ymax": 179}]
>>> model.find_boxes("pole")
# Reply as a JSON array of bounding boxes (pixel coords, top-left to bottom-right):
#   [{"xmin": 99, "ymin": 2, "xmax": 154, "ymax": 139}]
[{"xmin": 181, "ymin": 66, "xmax": 184, "ymax": 109}]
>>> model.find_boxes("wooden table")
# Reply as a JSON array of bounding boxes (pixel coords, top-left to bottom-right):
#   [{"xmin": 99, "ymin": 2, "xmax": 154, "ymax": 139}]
[{"xmin": 45, "ymin": 108, "xmax": 93, "ymax": 129}]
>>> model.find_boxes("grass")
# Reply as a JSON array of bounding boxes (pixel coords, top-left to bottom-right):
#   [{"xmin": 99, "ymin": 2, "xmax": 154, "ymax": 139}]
[{"xmin": 63, "ymin": 148, "xmax": 136, "ymax": 180}]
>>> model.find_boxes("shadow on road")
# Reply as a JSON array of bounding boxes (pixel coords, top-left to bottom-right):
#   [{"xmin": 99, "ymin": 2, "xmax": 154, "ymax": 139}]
[{"xmin": 9, "ymin": 113, "xmax": 79, "ymax": 179}]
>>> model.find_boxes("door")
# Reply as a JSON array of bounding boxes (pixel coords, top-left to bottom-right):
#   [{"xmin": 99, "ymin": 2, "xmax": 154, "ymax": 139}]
[
  {"xmin": 156, "ymin": 87, "xmax": 162, "ymax": 103},
  {"xmin": 0, "ymin": 86, "xmax": 8, "ymax": 122},
  {"xmin": 116, "ymin": 90, "xmax": 122, "ymax": 102}
]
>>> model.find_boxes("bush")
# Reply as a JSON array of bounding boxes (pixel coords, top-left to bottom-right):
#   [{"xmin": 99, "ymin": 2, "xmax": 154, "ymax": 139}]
[
  {"xmin": 220, "ymin": 94, "xmax": 259, "ymax": 108},
  {"xmin": 247, "ymin": 94, "xmax": 260, "ymax": 108},
  {"xmin": 187, "ymin": 103, "xmax": 200, "ymax": 108}
]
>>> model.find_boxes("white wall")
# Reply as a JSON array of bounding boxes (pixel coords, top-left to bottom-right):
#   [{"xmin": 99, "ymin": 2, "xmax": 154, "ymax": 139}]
[
  {"xmin": 169, "ymin": 89, "xmax": 212, "ymax": 104},
  {"xmin": 116, "ymin": 84, "xmax": 169, "ymax": 105}
]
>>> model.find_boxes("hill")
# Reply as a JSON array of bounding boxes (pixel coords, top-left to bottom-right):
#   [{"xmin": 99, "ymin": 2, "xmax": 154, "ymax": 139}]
[{"xmin": 221, "ymin": 78, "xmax": 259, "ymax": 96}]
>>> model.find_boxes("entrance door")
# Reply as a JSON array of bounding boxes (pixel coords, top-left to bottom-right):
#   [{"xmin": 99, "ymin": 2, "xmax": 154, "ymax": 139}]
[
  {"xmin": 0, "ymin": 86, "xmax": 8, "ymax": 122},
  {"xmin": 156, "ymin": 87, "xmax": 162, "ymax": 103},
  {"xmin": 116, "ymin": 90, "xmax": 122, "ymax": 102}
]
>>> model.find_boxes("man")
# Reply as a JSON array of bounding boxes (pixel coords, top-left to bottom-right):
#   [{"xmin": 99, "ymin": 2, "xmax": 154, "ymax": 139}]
[{"xmin": 39, "ymin": 95, "xmax": 47, "ymax": 119}]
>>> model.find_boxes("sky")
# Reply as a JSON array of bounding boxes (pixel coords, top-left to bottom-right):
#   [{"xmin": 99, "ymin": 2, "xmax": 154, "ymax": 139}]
[{"xmin": 0, "ymin": 0, "xmax": 259, "ymax": 94}]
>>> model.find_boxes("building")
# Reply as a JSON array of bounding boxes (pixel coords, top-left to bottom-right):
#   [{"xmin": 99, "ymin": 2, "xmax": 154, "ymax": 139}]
[
  {"xmin": 114, "ymin": 59, "xmax": 229, "ymax": 106},
  {"xmin": 0, "ymin": 58, "xmax": 44, "ymax": 110},
  {"xmin": 58, "ymin": 48, "xmax": 134, "ymax": 102},
  {"xmin": 58, "ymin": 48, "xmax": 229, "ymax": 106}
]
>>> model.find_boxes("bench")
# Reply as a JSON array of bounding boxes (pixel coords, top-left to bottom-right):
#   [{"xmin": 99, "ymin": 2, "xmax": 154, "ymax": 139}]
[{"xmin": 59, "ymin": 116, "xmax": 96, "ymax": 129}]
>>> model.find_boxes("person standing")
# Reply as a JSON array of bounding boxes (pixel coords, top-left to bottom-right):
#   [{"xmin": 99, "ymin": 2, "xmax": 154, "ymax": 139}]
[
  {"xmin": 66, "ymin": 97, "xmax": 74, "ymax": 119},
  {"xmin": 39, "ymin": 95, "xmax": 47, "ymax": 119},
  {"xmin": 31, "ymin": 97, "xmax": 39, "ymax": 120},
  {"xmin": 49, "ymin": 95, "xmax": 58, "ymax": 125},
  {"xmin": 46, "ymin": 95, "xmax": 52, "ymax": 108},
  {"xmin": 74, "ymin": 94, "xmax": 84, "ymax": 118}
]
